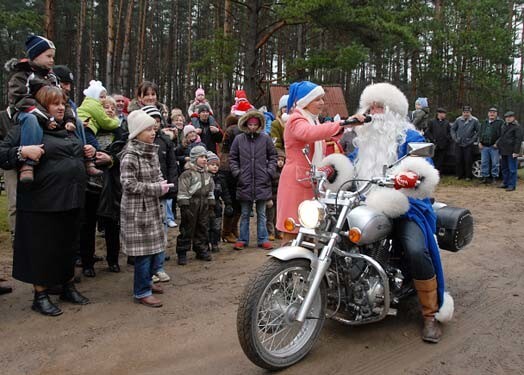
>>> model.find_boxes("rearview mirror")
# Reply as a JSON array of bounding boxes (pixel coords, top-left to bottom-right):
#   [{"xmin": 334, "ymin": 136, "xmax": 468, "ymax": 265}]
[{"xmin": 407, "ymin": 142, "xmax": 435, "ymax": 158}]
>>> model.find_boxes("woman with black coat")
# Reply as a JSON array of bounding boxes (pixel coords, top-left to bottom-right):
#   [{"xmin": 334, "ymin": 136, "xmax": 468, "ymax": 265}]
[{"xmin": 0, "ymin": 86, "xmax": 91, "ymax": 316}]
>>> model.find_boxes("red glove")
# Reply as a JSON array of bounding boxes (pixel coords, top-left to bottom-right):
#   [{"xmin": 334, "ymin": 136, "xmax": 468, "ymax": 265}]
[
  {"xmin": 394, "ymin": 171, "xmax": 419, "ymax": 190},
  {"xmin": 318, "ymin": 165, "xmax": 336, "ymax": 183}
]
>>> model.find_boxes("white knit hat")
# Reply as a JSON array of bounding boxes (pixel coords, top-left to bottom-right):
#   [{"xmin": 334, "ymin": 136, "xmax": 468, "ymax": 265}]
[
  {"xmin": 278, "ymin": 94, "xmax": 289, "ymax": 110},
  {"xmin": 128, "ymin": 110, "xmax": 156, "ymax": 139},
  {"xmin": 83, "ymin": 80, "xmax": 107, "ymax": 99}
]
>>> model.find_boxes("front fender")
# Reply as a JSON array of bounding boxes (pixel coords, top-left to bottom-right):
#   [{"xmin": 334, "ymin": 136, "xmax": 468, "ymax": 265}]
[{"xmin": 268, "ymin": 246, "xmax": 319, "ymax": 272}]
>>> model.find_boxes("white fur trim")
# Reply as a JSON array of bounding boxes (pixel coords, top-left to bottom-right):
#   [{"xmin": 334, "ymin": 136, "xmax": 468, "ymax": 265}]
[
  {"xmin": 365, "ymin": 188, "xmax": 409, "ymax": 218},
  {"xmin": 281, "ymin": 112, "xmax": 289, "ymax": 123},
  {"xmin": 435, "ymin": 292, "xmax": 454, "ymax": 323},
  {"xmin": 318, "ymin": 153, "xmax": 355, "ymax": 191},
  {"xmin": 359, "ymin": 82, "xmax": 409, "ymax": 118},
  {"xmin": 392, "ymin": 157, "xmax": 440, "ymax": 199},
  {"xmin": 296, "ymin": 86, "xmax": 325, "ymax": 109}
]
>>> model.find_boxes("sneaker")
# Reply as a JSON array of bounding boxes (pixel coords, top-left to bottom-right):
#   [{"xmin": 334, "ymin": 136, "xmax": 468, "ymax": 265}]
[
  {"xmin": 152, "ymin": 274, "xmax": 160, "ymax": 283},
  {"xmin": 223, "ymin": 233, "xmax": 237, "ymax": 243},
  {"xmin": 156, "ymin": 271, "xmax": 171, "ymax": 282},
  {"xmin": 167, "ymin": 220, "xmax": 177, "ymax": 228},
  {"xmin": 259, "ymin": 241, "xmax": 273, "ymax": 250},
  {"xmin": 233, "ymin": 241, "xmax": 245, "ymax": 250}
]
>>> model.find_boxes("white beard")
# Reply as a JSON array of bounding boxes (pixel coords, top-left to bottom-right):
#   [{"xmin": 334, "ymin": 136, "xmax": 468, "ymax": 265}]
[{"xmin": 353, "ymin": 110, "xmax": 414, "ymax": 181}]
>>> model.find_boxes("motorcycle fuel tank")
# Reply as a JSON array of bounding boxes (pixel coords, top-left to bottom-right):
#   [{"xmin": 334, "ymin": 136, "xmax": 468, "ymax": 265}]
[{"xmin": 346, "ymin": 206, "xmax": 392, "ymax": 245}]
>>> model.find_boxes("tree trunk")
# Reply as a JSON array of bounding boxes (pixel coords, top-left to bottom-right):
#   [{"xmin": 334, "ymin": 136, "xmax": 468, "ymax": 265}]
[
  {"xmin": 106, "ymin": 0, "xmax": 115, "ymax": 92},
  {"xmin": 120, "ymin": 0, "xmax": 135, "ymax": 95},
  {"xmin": 44, "ymin": 0, "xmax": 55, "ymax": 40},
  {"xmin": 185, "ymin": 0, "xmax": 192, "ymax": 102},
  {"xmin": 75, "ymin": 0, "xmax": 87, "ymax": 104},
  {"xmin": 244, "ymin": 0, "xmax": 262, "ymax": 103}
]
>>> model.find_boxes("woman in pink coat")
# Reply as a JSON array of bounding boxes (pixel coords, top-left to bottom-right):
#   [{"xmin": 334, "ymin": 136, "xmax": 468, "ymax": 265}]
[{"xmin": 276, "ymin": 81, "xmax": 343, "ymax": 242}]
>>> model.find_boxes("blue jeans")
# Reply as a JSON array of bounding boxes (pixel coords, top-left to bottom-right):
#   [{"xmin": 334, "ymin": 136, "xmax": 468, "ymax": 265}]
[
  {"xmin": 18, "ymin": 112, "xmax": 43, "ymax": 163},
  {"xmin": 165, "ymin": 198, "xmax": 174, "ymax": 222},
  {"xmin": 480, "ymin": 146, "xmax": 499, "ymax": 178},
  {"xmin": 239, "ymin": 200, "xmax": 268, "ymax": 246},
  {"xmin": 500, "ymin": 155, "xmax": 518, "ymax": 188},
  {"xmin": 134, "ymin": 253, "xmax": 163, "ymax": 298}
]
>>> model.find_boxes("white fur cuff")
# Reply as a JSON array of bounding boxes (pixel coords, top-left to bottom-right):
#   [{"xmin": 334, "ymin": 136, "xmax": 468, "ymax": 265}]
[
  {"xmin": 435, "ymin": 292, "xmax": 454, "ymax": 323},
  {"xmin": 318, "ymin": 153, "xmax": 355, "ymax": 191},
  {"xmin": 365, "ymin": 188, "xmax": 409, "ymax": 218},
  {"xmin": 392, "ymin": 157, "xmax": 440, "ymax": 199}
]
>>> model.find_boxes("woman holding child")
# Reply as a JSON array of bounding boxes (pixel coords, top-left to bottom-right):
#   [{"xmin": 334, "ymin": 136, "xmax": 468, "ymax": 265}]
[{"xmin": 0, "ymin": 86, "xmax": 91, "ymax": 316}]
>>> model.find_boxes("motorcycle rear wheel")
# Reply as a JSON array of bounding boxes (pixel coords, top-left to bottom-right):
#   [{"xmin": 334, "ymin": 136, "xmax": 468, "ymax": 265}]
[{"xmin": 237, "ymin": 258, "xmax": 326, "ymax": 370}]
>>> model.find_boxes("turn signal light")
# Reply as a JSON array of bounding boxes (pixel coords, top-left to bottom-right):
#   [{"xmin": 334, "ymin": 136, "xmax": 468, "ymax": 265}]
[
  {"xmin": 284, "ymin": 218, "xmax": 296, "ymax": 232},
  {"xmin": 348, "ymin": 227, "xmax": 362, "ymax": 244}
]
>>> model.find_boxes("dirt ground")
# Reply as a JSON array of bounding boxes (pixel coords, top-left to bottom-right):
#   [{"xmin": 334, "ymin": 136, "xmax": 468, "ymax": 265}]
[{"xmin": 0, "ymin": 182, "xmax": 523, "ymax": 375}]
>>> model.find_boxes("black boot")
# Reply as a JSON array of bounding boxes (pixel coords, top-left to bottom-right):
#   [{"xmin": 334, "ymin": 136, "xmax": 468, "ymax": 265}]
[
  {"xmin": 60, "ymin": 282, "xmax": 90, "ymax": 305},
  {"xmin": 32, "ymin": 290, "xmax": 63, "ymax": 316}
]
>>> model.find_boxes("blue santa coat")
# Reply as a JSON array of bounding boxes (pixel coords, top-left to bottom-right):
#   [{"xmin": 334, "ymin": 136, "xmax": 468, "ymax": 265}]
[{"xmin": 349, "ymin": 129, "xmax": 445, "ymax": 306}]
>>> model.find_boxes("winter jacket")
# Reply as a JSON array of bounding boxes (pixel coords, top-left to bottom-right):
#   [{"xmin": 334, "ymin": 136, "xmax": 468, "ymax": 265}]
[
  {"xmin": 6, "ymin": 58, "xmax": 75, "ymax": 124},
  {"xmin": 188, "ymin": 99, "xmax": 213, "ymax": 117},
  {"xmin": 451, "ymin": 116, "xmax": 480, "ymax": 147},
  {"xmin": 211, "ymin": 170, "xmax": 232, "ymax": 217},
  {"xmin": 177, "ymin": 162, "xmax": 215, "ymax": 208},
  {"xmin": 276, "ymin": 107, "xmax": 340, "ymax": 233},
  {"xmin": 479, "ymin": 118, "xmax": 503, "ymax": 147},
  {"xmin": 154, "ymin": 131, "xmax": 178, "ymax": 199},
  {"xmin": 0, "ymin": 108, "xmax": 15, "ymax": 141},
  {"xmin": 229, "ymin": 111, "xmax": 277, "ymax": 201},
  {"xmin": 270, "ymin": 118, "xmax": 285, "ymax": 152},
  {"xmin": 495, "ymin": 121, "xmax": 523, "ymax": 156},
  {"xmin": 0, "ymin": 126, "xmax": 86, "ymax": 212},
  {"xmin": 97, "ymin": 140, "xmax": 126, "ymax": 221},
  {"xmin": 119, "ymin": 139, "xmax": 166, "ymax": 256},
  {"xmin": 191, "ymin": 116, "xmax": 223, "ymax": 154},
  {"xmin": 425, "ymin": 118, "xmax": 451, "ymax": 150},
  {"xmin": 175, "ymin": 140, "xmax": 205, "ymax": 173},
  {"xmin": 77, "ymin": 97, "xmax": 120, "ymax": 136}
]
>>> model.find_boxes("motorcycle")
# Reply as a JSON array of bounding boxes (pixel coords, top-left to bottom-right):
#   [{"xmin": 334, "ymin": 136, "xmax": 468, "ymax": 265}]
[{"xmin": 236, "ymin": 142, "xmax": 474, "ymax": 370}]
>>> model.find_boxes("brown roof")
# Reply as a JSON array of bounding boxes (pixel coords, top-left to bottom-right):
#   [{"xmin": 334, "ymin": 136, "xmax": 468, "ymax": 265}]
[{"xmin": 270, "ymin": 84, "xmax": 349, "ymax": 118}]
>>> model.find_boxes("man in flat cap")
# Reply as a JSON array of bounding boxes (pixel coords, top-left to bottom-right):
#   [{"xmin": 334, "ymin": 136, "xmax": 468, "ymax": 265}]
[
  {"xmin": 495, "ymin": 111, "xmax": 523, "ymax": 191},
  {"xmin": 478, "ymin": 107, "xmax": 503, "ymax": 183},
  {"xmin": 451, "ymin": 106, "xmax": 480, "ymax": 180}
]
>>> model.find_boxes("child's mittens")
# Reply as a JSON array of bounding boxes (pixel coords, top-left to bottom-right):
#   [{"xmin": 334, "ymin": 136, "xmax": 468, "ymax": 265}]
[{"xmin": 224, "ymin": 205, "xmax": 234, "ymax": 217}]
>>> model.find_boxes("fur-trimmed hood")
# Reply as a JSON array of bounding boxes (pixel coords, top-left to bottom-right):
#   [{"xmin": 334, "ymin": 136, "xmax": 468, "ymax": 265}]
[
  {"xmin": 238, "ymin": 110, "xmax": 266, "ymax": 134},
  {"xmin": 4, "ymin": 57, "xmax": 50, "ymax": 76}
]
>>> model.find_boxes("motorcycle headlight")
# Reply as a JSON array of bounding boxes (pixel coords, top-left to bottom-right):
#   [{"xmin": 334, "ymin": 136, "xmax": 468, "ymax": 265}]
[{"xmin": 297, "ymin": 200, "xmax": 326, "ymax": 229}]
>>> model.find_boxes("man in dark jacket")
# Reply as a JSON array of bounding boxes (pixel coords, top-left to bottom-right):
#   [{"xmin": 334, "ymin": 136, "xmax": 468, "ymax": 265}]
[
  {"xmin": 229, "ymin": 111, "xmax": 277, "ymax": 250},
  {"xmin": 425, "ymin": 108, "xmax": 451, "ymax": 172},
  {"xmin": 191, "ymin": 105, "xmax": 223, "ymax": 154},
  {"xmin": 495, "ymin": 111, "xmax": 523, "ymax": 191},
  {"xmin": 478, "ymin": 107, "xmax": 503, "ymax": 183},
  {"xmin": 451, "ymin": 105, "xmax": 480, "ymax": 180}
]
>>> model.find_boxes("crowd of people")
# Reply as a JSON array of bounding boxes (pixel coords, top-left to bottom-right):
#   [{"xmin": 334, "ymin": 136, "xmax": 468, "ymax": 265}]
[{"xmin": 0, "ymin": 34, "xmax": 521, "ymax": 345}]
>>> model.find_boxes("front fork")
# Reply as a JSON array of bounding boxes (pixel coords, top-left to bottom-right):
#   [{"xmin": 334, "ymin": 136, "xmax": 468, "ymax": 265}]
[{"xmin": 295, "ymin": 205, "xmax": 350, "ymax": 323}]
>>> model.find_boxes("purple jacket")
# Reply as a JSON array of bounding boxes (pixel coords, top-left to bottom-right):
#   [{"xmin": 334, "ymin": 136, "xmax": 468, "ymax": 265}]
[{"xmin": 229, "ymin": 111, "xmax": 277, "ymax": 201}]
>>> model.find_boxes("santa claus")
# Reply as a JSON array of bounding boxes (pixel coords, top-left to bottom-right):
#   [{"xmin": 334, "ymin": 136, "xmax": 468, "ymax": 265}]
[{"xmin": 332, "ymin": 82, "xmax": 453, "ymax": 343}]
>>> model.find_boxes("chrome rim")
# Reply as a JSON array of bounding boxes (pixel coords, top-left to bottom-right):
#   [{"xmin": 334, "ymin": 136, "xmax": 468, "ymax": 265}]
[{"xmin": 255, "ymin": 266, "xmax": 322, "ymax": 358}]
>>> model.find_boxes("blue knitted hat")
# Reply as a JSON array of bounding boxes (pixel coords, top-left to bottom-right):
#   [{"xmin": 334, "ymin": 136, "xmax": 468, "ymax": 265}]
[
  {"xmin": 25, "ymin": 34, "xmax": 55, "ymax": 60},
  {"xmin": 415, "ymin": 97, "xmax": 428, "ymax": 108}
]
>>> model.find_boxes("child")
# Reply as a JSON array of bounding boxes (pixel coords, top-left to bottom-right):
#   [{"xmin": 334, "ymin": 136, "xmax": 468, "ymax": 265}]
[
  {"xmin": 77, "ymin": 80, "xmax": 120, "ymax": 150},
  {"xmin": 119, "ymin": 110, "xmax": 173, "ymax": 308},
  {"xmin": 176, "ymin": 145, "xmax": 215, "ymax": 265},
  {"xmin": 187, "ymin": 87, "xmax": 213, "ymax": 118},
  {"xmin": 229, "ymin": 111, "xmax": 277, "ymax": 250},
  {"xmin": 174, "ymin": 124, "xmax": 204, "ymax": 172},
  {"xmin": 267, "ymin": 149, "xmax": 285, "ymax": 240},
  {"xmin": 230, "ymin": 90, "xmax": 255, "ymax": 116},
  {"xmin": 6, "ymin": 34, "xmax": 77, "ymax": 182},
  {"xmin": 206, "ymin": 151, "xmax": 232, "ymax": 253}
]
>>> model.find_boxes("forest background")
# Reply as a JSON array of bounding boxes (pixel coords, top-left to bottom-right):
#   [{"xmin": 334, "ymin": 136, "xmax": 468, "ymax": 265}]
[{"xmin": 1, "ymin": 0, "xmax": 524, "ymax": 123}]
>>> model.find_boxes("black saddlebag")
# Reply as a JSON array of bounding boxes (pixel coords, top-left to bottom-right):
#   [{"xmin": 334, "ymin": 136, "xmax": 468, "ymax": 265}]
[{"xmin": 435, "ymin": 206, "xmax": 473, "ymax": 252}]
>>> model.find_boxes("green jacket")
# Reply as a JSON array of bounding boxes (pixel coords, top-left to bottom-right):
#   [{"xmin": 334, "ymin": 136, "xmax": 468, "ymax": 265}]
[
  {"xmin": 77, "ymin": 97, "xmax": 119, "ymax": 135},
  {"xmin": 270, "ymin": 118, "xmax": 285, "ymax": 152}
]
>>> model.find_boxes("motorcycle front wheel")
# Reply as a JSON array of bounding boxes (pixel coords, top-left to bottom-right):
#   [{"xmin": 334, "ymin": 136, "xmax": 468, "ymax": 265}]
[{"xmin": 237, "ymin": 258, "xmax": 326, "ymax": 370}]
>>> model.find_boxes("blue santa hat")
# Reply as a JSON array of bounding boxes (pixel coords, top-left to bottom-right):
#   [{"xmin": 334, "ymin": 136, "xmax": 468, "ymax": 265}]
[{"xmin": 286, "ymin": 81, "xmax": 325, "ymax": 113}]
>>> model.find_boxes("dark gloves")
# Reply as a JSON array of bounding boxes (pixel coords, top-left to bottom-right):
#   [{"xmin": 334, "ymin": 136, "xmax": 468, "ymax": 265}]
[{"xmin": 224, "ymin": 205, "xmax": 234, "ymax": 217}]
